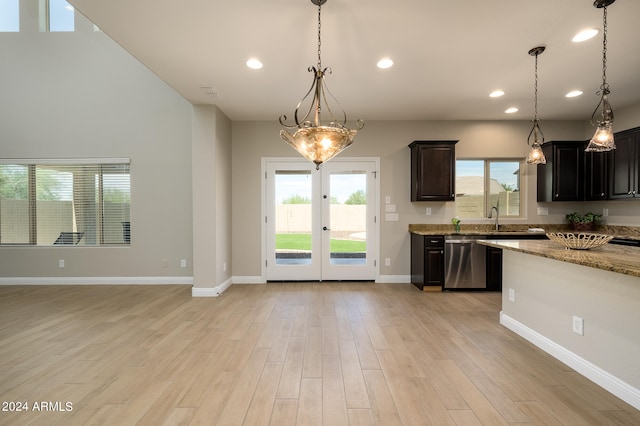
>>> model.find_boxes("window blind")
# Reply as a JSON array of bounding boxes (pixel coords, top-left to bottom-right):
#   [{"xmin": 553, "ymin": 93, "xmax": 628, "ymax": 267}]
[{"xmin": 0, "ymin": 160, "xmax": 130, "ymax": 246}]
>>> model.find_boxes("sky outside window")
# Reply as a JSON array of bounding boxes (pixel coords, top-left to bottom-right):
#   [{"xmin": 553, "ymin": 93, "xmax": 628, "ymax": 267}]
[
  {"xmin": 49, "ymin": 0, "xmax": 74, "ymax": 32},
  {"xmin": 0, "ymin": 0, "xmax": 20, "ymax": 32}
]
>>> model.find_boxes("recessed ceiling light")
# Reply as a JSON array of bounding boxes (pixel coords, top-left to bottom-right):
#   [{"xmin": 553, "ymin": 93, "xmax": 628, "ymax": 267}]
[
  {"xmin": 505, "ymin": 107, "xmax": 519, "ymax": 114},
  {"xmin": 490, "ymin": 90, "xmax": 505, "ymax": 98},
  {"xmin": 377, "ymin": 58, "xmax": 394, "ymax": 69},
  {"xmin": 573, "ymin": 29, "xmax": 599, "ymax": 43},
  {"xmin": 246, "ymin": 59, "xmax": 263, "ymax": 70},
  {"xmin": 566, "ymin": 90, "xmax": 584, "ymax": 98}
]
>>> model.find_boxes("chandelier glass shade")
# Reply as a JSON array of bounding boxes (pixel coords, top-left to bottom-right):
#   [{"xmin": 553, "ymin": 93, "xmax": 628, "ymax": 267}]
[
  {"xmin": 279, "ymin": 0, "xmax": 363, "ymax": 169},
  {"xmin": 585, "ymin": 0, "xmax": 616, "ymax": 152},
  {"xmin": 526, "ymin": 46, "xmax": 547, "ymax": 165}
]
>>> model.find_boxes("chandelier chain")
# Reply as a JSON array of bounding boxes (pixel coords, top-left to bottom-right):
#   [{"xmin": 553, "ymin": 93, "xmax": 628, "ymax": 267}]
[
  {"xmin": 534, "ymin": 53, "xmax": 539, "ymax": 120},
  {"xmin": 601, "ymin": 5, "xmax": 608, "ymax": 93},
  {"xmin": 317, "ymin": 2, "xmax": 322, "ymax": 70}
]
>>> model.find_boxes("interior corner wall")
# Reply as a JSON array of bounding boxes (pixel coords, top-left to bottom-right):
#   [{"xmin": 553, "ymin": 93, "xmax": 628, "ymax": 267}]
[
  {"xmin": 0, "ymin": 11, "xmax": 193, "ymax": 281},
  {"xmin": 192, "ymin": 105, "xmax": 232, "ymax": 290}
]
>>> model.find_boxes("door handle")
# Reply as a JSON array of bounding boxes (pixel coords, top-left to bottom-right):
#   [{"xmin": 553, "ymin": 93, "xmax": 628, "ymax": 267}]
[{"xmin": 323, "ymin": 226, "xmax": 330, "ymax": 231}]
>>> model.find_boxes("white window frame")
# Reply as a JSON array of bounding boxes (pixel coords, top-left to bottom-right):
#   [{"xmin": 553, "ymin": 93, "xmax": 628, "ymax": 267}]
[
  {"xmin": 0, "ymin": 158, "xmax": 130, "ymax": 246},
  {"xmin": 455, "ymin": 158, "xmax": 524, "ymax": 219}
]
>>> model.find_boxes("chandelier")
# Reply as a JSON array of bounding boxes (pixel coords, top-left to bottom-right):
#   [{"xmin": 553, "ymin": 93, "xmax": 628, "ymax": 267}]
[
  {"xmin": 585, "ymin": 0, "xmax": 616, "ymax": 152},
  {"xmin": 279, "ymin": 0, "xmax": 364, "ymax": 170},
  {"xmin": 526, "ymin": 46, "xmax": 546, "ymax": 165}
]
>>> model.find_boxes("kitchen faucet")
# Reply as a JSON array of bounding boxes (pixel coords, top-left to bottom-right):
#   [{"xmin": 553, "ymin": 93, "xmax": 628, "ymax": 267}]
[{"xmin": 488, "ymin": 205, "xmax": 499, "ymax": 231}]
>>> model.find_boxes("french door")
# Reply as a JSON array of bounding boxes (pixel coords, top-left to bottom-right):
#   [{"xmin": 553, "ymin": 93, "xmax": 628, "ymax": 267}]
[{"xmin": 264, "ymin": 158, "xmax": 378, "ymax": 281}]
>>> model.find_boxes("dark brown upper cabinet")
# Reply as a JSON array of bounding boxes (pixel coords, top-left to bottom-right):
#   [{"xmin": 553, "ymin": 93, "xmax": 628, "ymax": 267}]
[
  {"xmin": 409, "ymin": 140, "xmax": 457, "ymax": 202},
  {"xmin": 608, "ymin": 127, "xmax": 640, "ymax": 199},
  {"xmin": 537, "ymin": 141, "xmax": 585, "ymax": 202}
]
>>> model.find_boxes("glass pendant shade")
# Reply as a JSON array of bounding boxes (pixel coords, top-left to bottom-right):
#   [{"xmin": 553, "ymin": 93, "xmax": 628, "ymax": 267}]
[
  {"xmin": 527, "ymin": 143, "xmax": 546, "ymax": 165},
  {"xmin": 586, "ymin": 94, "xmax": 616, "ymax": 152},
  {"xmin": 526, "ymin": 119, "xmax": 546, "ymax": 165},
  {"xmin": 586, "ymin": 122, "xmax": 615, "ymax": 152},
  {"xmin": 280, "ymin": 126, "xmax": 357, "ymax": 168}
]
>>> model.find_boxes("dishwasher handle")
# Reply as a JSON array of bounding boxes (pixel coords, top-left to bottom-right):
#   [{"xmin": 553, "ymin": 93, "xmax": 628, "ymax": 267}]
[{"xmin": 445, "ymin": 240, "xmax": 474, "ymax": 244}]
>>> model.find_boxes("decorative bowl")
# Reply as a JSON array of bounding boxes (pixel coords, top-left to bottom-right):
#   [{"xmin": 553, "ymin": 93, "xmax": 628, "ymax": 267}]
[{"xmin": 546, "ymin": 232, "xmax": 613, "ymax": 250}]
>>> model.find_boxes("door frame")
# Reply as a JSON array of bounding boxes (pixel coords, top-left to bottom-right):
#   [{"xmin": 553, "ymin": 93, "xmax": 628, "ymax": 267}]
[{"xmin": 261, "ymin": 157, "xmax": 380, "ymax": 282}]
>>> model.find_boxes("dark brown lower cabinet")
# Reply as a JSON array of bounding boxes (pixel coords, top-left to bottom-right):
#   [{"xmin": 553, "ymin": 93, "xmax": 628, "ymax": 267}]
[
  {"xmin": 410, "ymin": 234, "xmax": 444, "ymax": 290},
  {"xmin": 486, "ymin": 246, "xmax": 503, "ymax": 291}
]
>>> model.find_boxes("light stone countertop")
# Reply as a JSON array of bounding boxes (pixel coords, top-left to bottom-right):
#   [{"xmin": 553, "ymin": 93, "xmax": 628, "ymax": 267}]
[
  {"xmin": 477, "ymin": 239, "xmax": 640, "ymax": 278},
  {"xmin": 408, "ymin": 224, "xmax": 640, "ymax": 241}
]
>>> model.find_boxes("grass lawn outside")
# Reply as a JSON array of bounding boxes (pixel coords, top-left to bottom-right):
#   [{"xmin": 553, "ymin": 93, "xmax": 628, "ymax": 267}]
[{"xmin": 276, "ymin": 233, "xmax": 365, "ymax": 252}]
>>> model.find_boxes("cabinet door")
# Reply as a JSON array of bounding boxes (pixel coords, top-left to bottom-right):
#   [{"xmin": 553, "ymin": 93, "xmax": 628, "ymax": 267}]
[
  {"xmin": 609, "ymin": 131, "xmax": 638, "ymax": 199},
  {"xmin": 485, "ymin": 247, "xmax": 503, "ymax": 291},
  {"xmin": 553, "ymin": 144, "xmax": 584, "ymax": 201},
  {"xmin": 585, "ymin": 151, "xmax": 608, "ymax": 200},
  {"xmin": 425, "ymin": 248, "xmax": 444, "ymax": 286},
  {"xmin": 409, "ymin": 141, "xmax": 457, "ymax": 201},
  {"xmin": 537, "ymin": 142, "xmax": 585, "ymax": 202}
]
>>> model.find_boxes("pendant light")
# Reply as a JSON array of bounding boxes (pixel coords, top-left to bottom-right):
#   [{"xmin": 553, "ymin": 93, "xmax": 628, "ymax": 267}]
[
  {"xmin": 526, "ymin": 46, "xmax": 546, "ymax": 165},
  {"xmin": 279, "ymin": 0, "xmax": 364, "ymax": 170},
  {"xmin": 585, "ymin": 0, "xmax": 616, "ymax": 152}
]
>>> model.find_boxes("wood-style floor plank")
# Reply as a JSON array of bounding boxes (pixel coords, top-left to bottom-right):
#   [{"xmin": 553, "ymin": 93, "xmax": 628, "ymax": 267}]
[{"xmin": 0, "ymin": 283, "xmax": 638, "ymax": 425}]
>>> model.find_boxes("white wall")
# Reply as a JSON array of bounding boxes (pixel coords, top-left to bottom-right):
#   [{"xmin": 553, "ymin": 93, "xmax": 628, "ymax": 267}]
[
  {"xmin": 501, "ymin": 250, "xmax": 640, "ymax": 408},
  {"xmin": 192, "ymin": 105, "xmax": 232, "ymax": 291},
  {"xmin": 0, "ymin": 6, "xmax": 194, "ymax": 280}
]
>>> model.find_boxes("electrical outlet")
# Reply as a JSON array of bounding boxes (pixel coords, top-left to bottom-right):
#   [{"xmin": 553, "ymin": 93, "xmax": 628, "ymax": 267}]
[
  {"xmin": 59, "ymin": 259, "xmax": 65, "ymax": 268},
  {"xmin": 426, "ymin": 207, "xmax": 432, "ymax": 215},
  {"xmin": 385, "ymin": 196, "xmax": 391, "ymax": 204},
  {"xmin": 603, "ymin": 208, "xmax": 609, "ymax": 216},
  {"xmin": 384, "ymin": 258, "xmax": 391, "ymax": 267},
  {"xmin": 223, "ymin": 262, "xmax": 227, "ymax": 272},
  {"xmin": 572, "ymin": 315, "xmax": 584, "ymax": 335},
  {"xmin": 162, "ymin": 259, "xmax": 169, "ymax": 268},
  {"xmin": 537, "ymin": 206, "xmax": 549, "ymax": 216},
  {"xmin": 508, "ymin": 288, "xmax": 515, "ymax": 302},
  {"xmin": 180, "ymin": 259, "xmax": 187, "ymax": 268}
]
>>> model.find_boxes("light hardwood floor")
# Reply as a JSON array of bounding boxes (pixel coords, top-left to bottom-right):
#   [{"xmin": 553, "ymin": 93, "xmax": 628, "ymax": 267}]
[{"xmin": 1, "ymin": 283, "xmax": 639, "ymax": 425}]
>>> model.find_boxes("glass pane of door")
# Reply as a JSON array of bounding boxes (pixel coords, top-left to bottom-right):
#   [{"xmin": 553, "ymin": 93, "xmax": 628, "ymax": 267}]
[
  {"xmin": 274, "ymin": 170, "xmax": 313, "ymax": 265},
  {"xmin": 328, "ymin": 171, "xmax": 367, "ymax": 265}
]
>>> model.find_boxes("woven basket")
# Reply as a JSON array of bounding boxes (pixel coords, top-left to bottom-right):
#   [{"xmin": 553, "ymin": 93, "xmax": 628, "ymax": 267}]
[{"xmin": 546, "ymin": 232, "xmax": 613, "ymax": 250}]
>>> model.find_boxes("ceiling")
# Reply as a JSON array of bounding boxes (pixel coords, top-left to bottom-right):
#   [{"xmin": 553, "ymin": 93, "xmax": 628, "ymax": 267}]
[{"xmin": 67, "ymin": 0, "xmax": 640, "ymax": 123}]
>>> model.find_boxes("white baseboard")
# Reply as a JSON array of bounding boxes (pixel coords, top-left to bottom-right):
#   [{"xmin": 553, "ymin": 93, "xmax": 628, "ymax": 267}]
[
  {"xmin": 229, "ymin": 276, "xmax": 410, "ymax": 284},
  {"xmin": 0, "ymin": 276, "xmax": 193, "ymax": 285},
  {"xmin": 500, "ymin": 312, "xmax": 640, "ymax": 410},
  {"xmin": 232, "ymin": 276, "xmax": 266, "ymax": 284},
  {"xmin": 192, "ymin": 277, "xmax": 232, "ymax": 297},
  {"xmin": 376, "ymin": 275, "xmax": 410, "ymax": 283}
]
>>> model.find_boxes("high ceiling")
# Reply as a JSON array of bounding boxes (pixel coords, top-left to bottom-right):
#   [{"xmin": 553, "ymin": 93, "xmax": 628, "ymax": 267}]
[{"xmin": 67, "ymin": 0, "xmax": 640, "ymax": 123}]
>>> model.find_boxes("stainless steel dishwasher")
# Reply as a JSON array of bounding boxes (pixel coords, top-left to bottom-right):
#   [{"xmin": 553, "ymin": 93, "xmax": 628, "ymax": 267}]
[{"xmin": 444, "ymin": 235, "xmax": 487, "ymax": 289}]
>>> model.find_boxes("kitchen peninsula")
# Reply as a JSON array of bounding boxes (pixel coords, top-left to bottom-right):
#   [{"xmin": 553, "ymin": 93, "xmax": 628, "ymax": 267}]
[{"xmin": 478, "ymin": 238, "xmax": 640, "ymax": 411}]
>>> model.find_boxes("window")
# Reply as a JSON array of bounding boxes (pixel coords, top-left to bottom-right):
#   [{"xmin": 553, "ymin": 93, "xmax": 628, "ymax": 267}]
[
  {"xmin": 455, "ymin": 159, "xmax": 522, "ymax": 219},
  {"xmin": 40, "ymin": 0, "xmax": 74, "ymax": 32},
  {"xmin": 0, "ymin": 0, "xmax": 20, "ymax": 32},
  {"xmin": 0, "ymin": 160, "xmax": 130, "ymax": 246}
]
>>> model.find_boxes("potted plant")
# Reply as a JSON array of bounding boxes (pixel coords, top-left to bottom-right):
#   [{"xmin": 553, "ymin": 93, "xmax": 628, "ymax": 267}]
[{"xmin": 565, "ymin": 212, "xmax": 602, "ymax": 232}]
